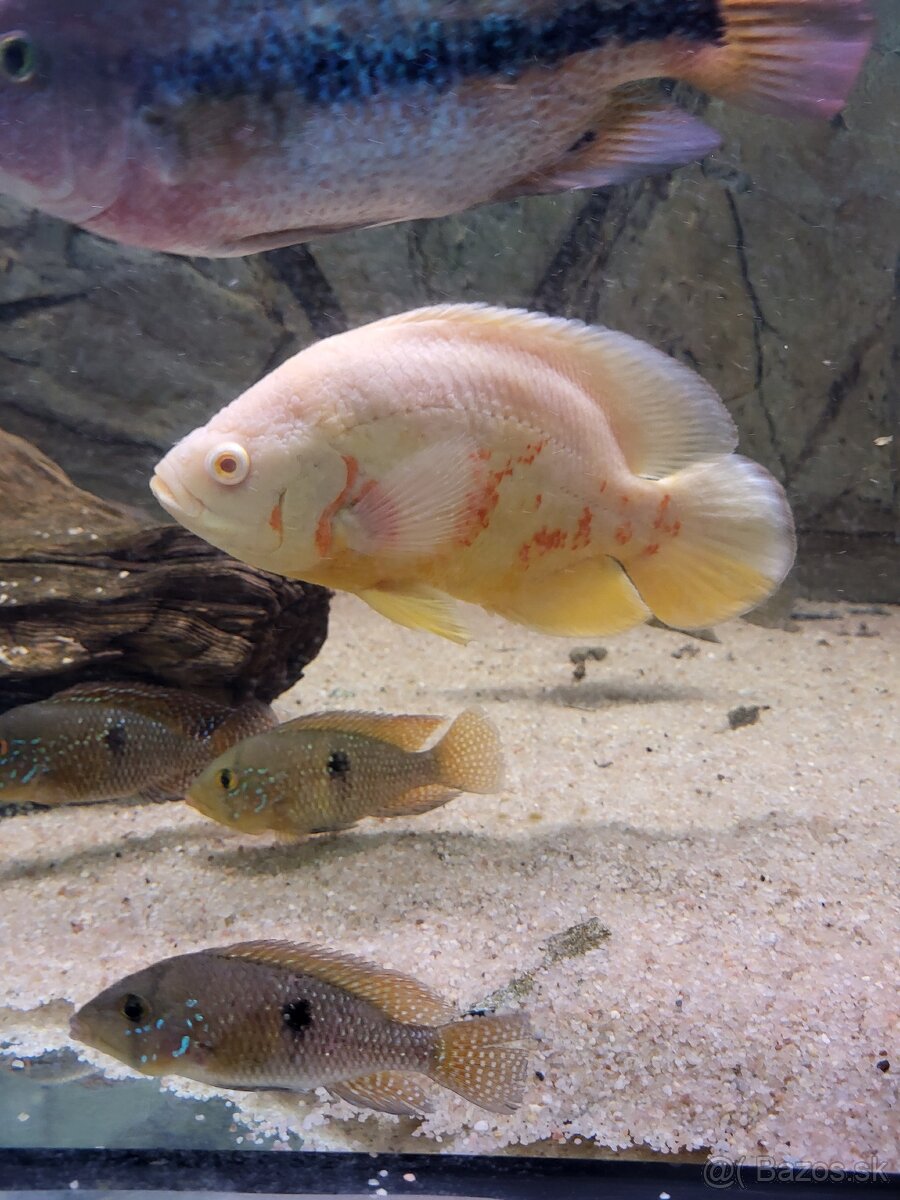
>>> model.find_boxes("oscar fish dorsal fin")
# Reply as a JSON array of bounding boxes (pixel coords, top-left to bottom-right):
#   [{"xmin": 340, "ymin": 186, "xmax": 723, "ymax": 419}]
[
  {"xmin": 275, "ymin": 711, "xmax": 446, "ymax": 752},
  {"xmin": 371, "ymin": 304, "xmax": 738, "ymax": 479},
  {"xmin": 217, "ymin": 940, "xmax": 456, "ymax": 1026}
]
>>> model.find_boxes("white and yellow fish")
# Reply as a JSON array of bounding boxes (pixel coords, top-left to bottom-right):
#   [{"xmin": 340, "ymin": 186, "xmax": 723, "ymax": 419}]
[{"xmin": 151, "ymin": 304, "xmax": 796, "ymax": 643}]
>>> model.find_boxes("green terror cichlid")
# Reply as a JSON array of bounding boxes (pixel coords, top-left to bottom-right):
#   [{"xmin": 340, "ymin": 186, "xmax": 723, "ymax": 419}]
[
  {"xmin": 0, "ymin": 0, "xmax": 873, "ymax": 255},
  {"xmin": 0, "ymin": 682, "xmax": 276, "ymax": 806},
  {"xmin": 69, "ymin": 939, "xmax": 534, "ymax": 1116},
  {"xmin": 187, "ymin": 708, "xmax": 504, "ymax": 836}
]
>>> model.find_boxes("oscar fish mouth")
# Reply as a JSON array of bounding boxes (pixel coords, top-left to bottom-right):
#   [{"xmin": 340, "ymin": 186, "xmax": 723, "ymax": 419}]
[{"xmin": 149, "ymin": 472, "xmax": 206, "ymax": 521}]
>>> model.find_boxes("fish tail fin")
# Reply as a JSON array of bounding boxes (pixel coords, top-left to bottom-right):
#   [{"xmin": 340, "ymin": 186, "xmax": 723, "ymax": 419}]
[
  {"xmin": 624, "ymin": 456, "xmax": 796, "ymax": 630},
  {"xmin": 432, "ymin": 708, "xmax": 504, "ymax": 795},
  {"xmin": 683, "ymin": 0, "xmax": 873, "ymax": 118},
  {"xmin": 431, "ymin": 1013, "xmax": 532, "ymax": 1114}
]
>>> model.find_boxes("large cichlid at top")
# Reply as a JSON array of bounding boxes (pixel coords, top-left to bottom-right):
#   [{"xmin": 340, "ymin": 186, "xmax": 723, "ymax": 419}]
[{"xmin": 0, "ymin": 0, "xmax": 874, "ymax": 256}]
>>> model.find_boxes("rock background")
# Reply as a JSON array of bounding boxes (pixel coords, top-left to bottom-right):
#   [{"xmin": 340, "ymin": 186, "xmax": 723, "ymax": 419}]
[{"xmin": 0, "ymin": 2, "xmax": 896, "ymax": 600}]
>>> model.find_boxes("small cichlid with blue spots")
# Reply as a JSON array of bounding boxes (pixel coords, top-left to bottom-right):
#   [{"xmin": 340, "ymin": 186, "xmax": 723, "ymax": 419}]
[
  {"xmin": 69, "ymin": 939, "xmax": 534, "ymax": 1116},
  {"xmin": 0, "ymin": 0, "xmax": 873, "ymax": 255},
  {"xmin": 0, "ymin": 682, "xmax": 276, "ymax": 807},
  {"xmin": 187, "ymin": 708, "xmax": 503, "ymax": 837}
]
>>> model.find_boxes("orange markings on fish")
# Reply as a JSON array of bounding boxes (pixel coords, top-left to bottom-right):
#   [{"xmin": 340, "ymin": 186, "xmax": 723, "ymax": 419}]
[
  {"xmin": 571, "ymin": 505, "xmax": 593, "ymax": 551},
  {"xmin": 516, "ymin": 441, "xmax": 544, "ymax": 466},
  {"xmin": 653, "ymin": 493, "xmax": 682, "ymax": 537},
  {"xmin": 533, "ymin": 493, "xmax": 543, "ymax": 511},
  {"xmin": 315, "ymin": 455, "xmax": 359, "ymax": 557},
  {"xmin": 519, "ymin": 525, "xmax": 568, "ymax": 566},
  {"xmin": 267, "ymin": 492, "xmax": 285, "ymax": 538},
  {"xmin": 614, "ymin": 522, "xmax": 633, "ymax": 546},
  {"xmin": 460, "ymin": 458, "xmax": 514, "ymax": 545},
  {"xmin": 642, "ymin": 543, "xmax": 660, "ymax": 556}
]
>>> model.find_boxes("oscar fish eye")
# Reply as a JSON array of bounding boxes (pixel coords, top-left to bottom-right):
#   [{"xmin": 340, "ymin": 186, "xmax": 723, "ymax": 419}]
[
  {"xmin": 0, "ymin": 33, "xmax": 37, "ymax": 83},
  {"xmin": 205, "ymin": 442, "xmax": 250, "ymax": 485},
  {"xmin": 120, "ymin": 993, "xmax": 148, "ymax": 1024}
]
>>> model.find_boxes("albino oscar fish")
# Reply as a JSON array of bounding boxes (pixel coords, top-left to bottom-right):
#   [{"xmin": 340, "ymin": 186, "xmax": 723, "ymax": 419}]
[
  {"xmin": 70, "ymin": 939, "xmax": 534, "ymax": 1116},
  {"xmin": 188, "ymin": 708, "xmax": 503, "ymax": 837},
  {"xmin": 0, "ymin": 0, "xmax": 873, "ymax": 255},
  {"xmin": 151, "ymin": 304, "xmax": 797, "ymax": 644}
]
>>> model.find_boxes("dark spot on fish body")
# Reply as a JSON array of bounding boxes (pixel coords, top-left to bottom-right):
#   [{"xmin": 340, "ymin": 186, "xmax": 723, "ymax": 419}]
[
  {"xmin": 326, "ymin": 749, "xmax": 351, "ymax": 780},
  {"xmin": 104, "ymin": 717, "xmax": 128, "ymax": 757},
  {"xmin": 130, "ymin": 1, "xmax": 724, "ymax": 112},
  {"xmin": 282, "ymin": 997, "xmax": 313, "ymax": 1035}
]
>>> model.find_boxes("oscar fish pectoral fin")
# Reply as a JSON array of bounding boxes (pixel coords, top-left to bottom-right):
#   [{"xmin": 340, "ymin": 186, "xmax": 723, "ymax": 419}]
[
  {"xmin": 491, "ymin": 89, "xmax": 721, "ymax": 200},
  {"xmin": 358, "ymin": 583, "xmax": 471, "ymax": 644},
  {"xmin": 500, "ymin": 556, "xmax": 650, "ymax": 637}
]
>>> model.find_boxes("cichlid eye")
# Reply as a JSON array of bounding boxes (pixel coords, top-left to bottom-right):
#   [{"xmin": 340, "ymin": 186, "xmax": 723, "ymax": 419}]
[
  {"xmin": 206, "ymin": 442, "xmax": 250, "ymax": 485},
  {"xmin": 120, "ymin": 993, "xmax": 147, "ymax": 1024},
  {"xmin": 0, "ymin": 33, "xmax": 37, "ymax": 83},
  {"xmin": 218, "ymin": 767, "xmax": 238, "ymax": 791}
]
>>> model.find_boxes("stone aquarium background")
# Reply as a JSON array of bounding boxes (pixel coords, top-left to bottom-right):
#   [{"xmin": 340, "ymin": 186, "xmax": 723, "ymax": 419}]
[{"xmin": 0, "ymin": 2, "xmax": 896, "ymax": 601}]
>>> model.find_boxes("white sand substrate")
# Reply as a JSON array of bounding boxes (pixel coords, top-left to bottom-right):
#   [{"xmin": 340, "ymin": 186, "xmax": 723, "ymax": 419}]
[{"xmin": 0, "ymin": 595, "xmax": 896, "ymax": 1165}]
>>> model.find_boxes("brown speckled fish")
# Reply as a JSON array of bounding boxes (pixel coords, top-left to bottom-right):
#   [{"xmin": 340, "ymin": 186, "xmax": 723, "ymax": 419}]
[
  {"xmin": 0, "ymin": 0, "xmax": 873, "ymax": 255},
  {"xmin": 70, "ymin": 940, "xmax": 533, "ymax": 1116},
  {"xmin": 0, "ymin": 682, "xmax": 276, "ymax": 806},
  {"xmin": 187, "ymin": 708, "xmax": 503, "ymax": 836}
]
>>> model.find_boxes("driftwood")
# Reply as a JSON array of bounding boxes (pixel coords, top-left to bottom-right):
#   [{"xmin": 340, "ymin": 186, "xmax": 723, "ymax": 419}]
[{"xmin": 0, "ymin": 429, "xmax": 330, "ymax": 713}]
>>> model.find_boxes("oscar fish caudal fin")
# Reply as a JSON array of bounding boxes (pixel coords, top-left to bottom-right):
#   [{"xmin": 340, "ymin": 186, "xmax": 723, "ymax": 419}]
[
  {"xmin": 680, "ymin": 0, "xmax": 874, "ymax": 119},
  {"xmin": 538, "ymin": 314, "xmax": 799, "ymax": 633}
]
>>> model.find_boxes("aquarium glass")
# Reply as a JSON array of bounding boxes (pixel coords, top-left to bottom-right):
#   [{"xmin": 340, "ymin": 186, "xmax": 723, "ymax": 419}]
[{"xmin": 0, "ymin": 0, "xmax": 896, "ymax": 1190}]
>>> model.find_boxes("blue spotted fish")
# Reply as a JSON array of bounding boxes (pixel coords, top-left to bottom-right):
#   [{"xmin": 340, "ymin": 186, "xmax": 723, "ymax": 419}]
[
  {"xmin": 0, "ymin": 0, "xmax": 873, "ymax": 255},
  {"xmin": 187, "ymin": 708, "xmax": 503, "ymax": 836},
  {"xmin": 0, "ymin": 683, "xmax": 276, "ymax": 806},
  {"xmin": 69, "ymin": 939, "xmax": 533, "ymax": 1115}
]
